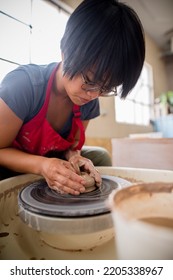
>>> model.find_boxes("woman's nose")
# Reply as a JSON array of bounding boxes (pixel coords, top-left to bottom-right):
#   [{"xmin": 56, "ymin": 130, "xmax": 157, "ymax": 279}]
[{"xmin": 86, "ymin": 90, "xmax": 99, "ymax": 99}]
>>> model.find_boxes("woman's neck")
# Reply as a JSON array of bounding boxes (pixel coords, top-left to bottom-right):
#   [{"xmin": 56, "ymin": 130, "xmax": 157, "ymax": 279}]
[{"xmin": 53, "ymin": 62, "xmax": 67, "ymax": 98}]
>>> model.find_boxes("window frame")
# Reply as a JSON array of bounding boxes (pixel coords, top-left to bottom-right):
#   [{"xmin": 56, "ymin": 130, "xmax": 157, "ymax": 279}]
[
  {"xmin": 0, "ymin": 0, "xmax": 70, "ymax": 82},
  {"xmin": 115, "ymin": 62, "xmax": 154, "ymax": 126}
]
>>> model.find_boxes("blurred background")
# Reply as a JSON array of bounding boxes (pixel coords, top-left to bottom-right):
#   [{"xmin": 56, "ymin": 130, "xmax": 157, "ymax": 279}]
[{"xmin": 0, "ymin": 0, "xmax": 173, "ymax": 165}]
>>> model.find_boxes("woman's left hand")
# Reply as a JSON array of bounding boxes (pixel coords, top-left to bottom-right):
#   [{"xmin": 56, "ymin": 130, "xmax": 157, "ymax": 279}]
[{"xmin": 68, "ymin": 154, "xmax": 102, "ymax": 187}]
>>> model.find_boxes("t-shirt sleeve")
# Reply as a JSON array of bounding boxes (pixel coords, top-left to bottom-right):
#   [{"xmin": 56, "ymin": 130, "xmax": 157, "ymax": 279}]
[
  {"xmin": 81, "ymin": 99, "xmax": 100, "ymax": 120},
  {"xmin": 0, "ymin": 67, "xmax": 39, "ymax": 122}
]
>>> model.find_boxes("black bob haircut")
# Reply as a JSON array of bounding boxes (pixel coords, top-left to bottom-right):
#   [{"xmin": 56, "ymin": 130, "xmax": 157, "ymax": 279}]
[{"xmin": 60, "ymin": 0, "xmax": 145, "ymax": 98}]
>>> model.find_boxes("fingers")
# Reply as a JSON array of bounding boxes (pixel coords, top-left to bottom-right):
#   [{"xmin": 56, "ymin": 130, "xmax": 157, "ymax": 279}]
[
  {"xmin": 69, "ymin": 160, "xmax": 80, "ymax": 174},
  {"xmin": 87, "ymin": 167, "xmax": 102, "ymax": 187},
  {"xmin": 69, "ymin": 155, "xmax": 93, "ymax": 171},
  {"xmin": 49, "ymin": 184, "xmax": 82, "ymax": 195},
  {"xmin": 69, "ymin": 155, "xmax": 102, "ymax": 187},
  {"xmin": 49, "ymin": 185, "xmax": 66, "ymax": 194},
  {"xmin": 79, "ymin": 159, "xmax": 102, "ymax": 187},
  {"xmin": 41, "ymin": 158, "xmax": 86, "ymax": 195},
  {"xmin": 48, "ymin": 171, "xmax": 86, "ymax": 195},
  {"xmin": 41, "ymin": 157, "xmax": 102, "ymax": 195}
]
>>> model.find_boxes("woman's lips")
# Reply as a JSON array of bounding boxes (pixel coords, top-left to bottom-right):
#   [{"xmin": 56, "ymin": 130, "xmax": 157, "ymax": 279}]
[{"xmin": 78, "ymin": 97, "xmax": 90, "ymax": 104}]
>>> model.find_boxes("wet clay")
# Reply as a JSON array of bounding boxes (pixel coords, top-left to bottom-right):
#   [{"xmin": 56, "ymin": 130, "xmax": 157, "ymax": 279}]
[
  {"xmin": 140, "ymin": 217, "xmax": 173, "ymax": 229},
  {"xmin": 80, "ymin": 172, "xmax": 96, "ymax": 192}
]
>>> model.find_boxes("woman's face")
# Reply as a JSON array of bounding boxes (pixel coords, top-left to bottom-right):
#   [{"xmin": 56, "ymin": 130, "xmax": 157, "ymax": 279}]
[{"xmin": 62, "ymin": 72, "xmax": 99, "ymax": 106}]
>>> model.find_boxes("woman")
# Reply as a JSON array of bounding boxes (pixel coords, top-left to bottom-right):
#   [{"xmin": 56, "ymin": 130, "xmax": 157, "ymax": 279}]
[{"xmin": 0, "ymin": 0, "xmax": 145, "ymax": 194}]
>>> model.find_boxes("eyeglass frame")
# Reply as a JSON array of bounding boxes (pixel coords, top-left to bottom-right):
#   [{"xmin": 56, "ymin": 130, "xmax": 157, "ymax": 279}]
[{"xmin": 81, "ymin": 73, "xmax": 117, "ymax": 97}]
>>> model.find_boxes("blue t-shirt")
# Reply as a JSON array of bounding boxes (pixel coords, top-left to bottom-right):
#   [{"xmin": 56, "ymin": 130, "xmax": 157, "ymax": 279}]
[{"xmin": 0, "ymin": 63, "xmax": 100, "ymax": 137}]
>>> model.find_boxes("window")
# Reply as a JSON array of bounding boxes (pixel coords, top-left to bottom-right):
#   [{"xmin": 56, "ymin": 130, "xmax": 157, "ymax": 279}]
[
  {"xmin": 0, "ymin": 0, "xmax": 70, "ymax": 82},
  {"xmin": 115, "ymin": 62, "xmax": 154, "ymax": 125}
]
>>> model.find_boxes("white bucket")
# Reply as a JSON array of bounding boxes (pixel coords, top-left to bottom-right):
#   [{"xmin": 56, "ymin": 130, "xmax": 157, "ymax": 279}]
[{"xmin": 108, "ymin": 182, "xmax": 173, "ymax": 259}]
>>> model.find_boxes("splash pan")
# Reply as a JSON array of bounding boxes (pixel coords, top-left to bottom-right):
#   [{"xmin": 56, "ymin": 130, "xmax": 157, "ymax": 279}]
[
  {"xmin": 1, "ymin": 168, "xmax": 173, "ymax": 259},
  {"xmin": 18, "ymin": 175, "xmax": 130, "ymax": 218},
  {"xmin": 18, "ymin": 175, "xmax": 131, "ymax": 250}
]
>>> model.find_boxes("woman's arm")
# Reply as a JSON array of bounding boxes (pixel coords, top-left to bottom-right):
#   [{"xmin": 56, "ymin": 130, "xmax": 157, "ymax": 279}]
[
  {"xmin": 0, "ymin": 98, "xmax": 86, "ymax": 195},
  {"xmin": 64, "ymin": 120, "xmax": 102, "ymax": 187},
  {"xmin": 64, "ymin": 120, "xmax": 89, "ymax": 160}
]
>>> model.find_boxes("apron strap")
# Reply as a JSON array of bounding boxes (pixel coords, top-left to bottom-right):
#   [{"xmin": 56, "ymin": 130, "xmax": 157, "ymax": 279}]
[
  {"xmin": 72, "ymin": 105, "xmax": 85, "ymax": 150},
  {"xmin": 43, "ymin": 65, "xmax": 59, "ymax": 112}
]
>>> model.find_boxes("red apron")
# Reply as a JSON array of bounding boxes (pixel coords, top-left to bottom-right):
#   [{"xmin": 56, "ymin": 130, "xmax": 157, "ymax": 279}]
[{"xmin": 12, "ymin": 66, "xmax": 85, "ymax": 155}]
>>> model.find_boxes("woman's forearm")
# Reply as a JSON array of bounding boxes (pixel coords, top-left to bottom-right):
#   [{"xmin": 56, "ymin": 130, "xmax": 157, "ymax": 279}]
[
  {"xmin": 0, "ymin": 147, "xmax": 46, "ymax": 175},
  {"xmin": 64, "ymin": 148, "xmax": 81, "ymax": 161},
  {"xmin": 0, "ymin": 147, "xmax": 87, "ymax": 195}
]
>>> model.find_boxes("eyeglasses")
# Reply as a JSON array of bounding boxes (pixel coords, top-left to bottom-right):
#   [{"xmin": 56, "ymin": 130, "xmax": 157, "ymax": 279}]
[{"xmin": 81, "ymin": 73, "xmax": 117, "ymax": 97}]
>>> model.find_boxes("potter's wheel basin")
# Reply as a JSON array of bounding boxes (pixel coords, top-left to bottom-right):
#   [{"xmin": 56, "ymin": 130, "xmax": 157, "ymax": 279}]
[
  {"xmin": 18, "ymin": 174, "xmax": 131, "ymax": 251},
  {"xmin": 1, "ymin": 167, "xmax": 173, "ymax": 258},
  {"xmin": 18, "ymin": 175, "xmax": 131, "ymax": 234}
]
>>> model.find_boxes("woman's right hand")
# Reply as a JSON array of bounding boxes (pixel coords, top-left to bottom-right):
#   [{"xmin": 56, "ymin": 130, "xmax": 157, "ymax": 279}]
[{"xmin": 40, "ymin": 157, "xmax": 86, "ymax": 195}]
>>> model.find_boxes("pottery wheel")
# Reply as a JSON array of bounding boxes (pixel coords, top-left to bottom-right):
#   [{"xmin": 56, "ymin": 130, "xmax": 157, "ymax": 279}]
[{"xmin": 18, "ymin": 175, "xmax": 131, "ymax": 218}]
